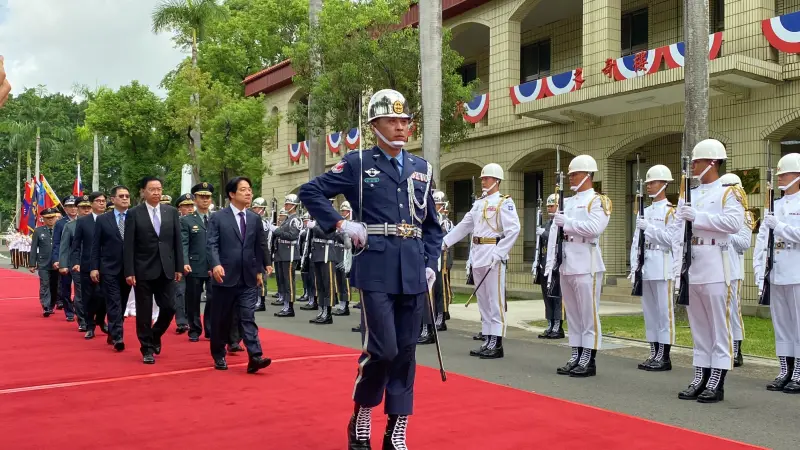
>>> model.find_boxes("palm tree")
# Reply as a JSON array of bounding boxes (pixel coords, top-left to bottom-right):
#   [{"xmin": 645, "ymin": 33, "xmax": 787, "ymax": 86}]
[
  {"xmin": 19, "ymin": 87, "xmax": 71, "ymax": 182},
  {"xmin": 152, "ymin": 0, "xmax": 227, "ymax": 183},
  {"xmin": 2, "ymin": 121, "xmax": 36, "ymax": 229},
  {"xmin": 307, "ymin": 0, "xmax": 325, "ymax": 178},
  {"xmin": 419, "ymin": 0, "xmax": 442, "ymax": 186},
  {"xmin": 73, "ymin": 83, "xmax": 108, "ymax": 191}
]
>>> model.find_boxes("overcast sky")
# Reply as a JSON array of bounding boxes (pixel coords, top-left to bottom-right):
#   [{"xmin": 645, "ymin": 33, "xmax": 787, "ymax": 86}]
[{"xmin": 0, "ymin": 0, "xmax": 187, "ymax": 98}]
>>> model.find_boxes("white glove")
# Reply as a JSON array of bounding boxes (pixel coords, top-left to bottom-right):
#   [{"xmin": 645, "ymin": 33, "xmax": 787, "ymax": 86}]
[
  {"xmin": 536, "ymin": 227, "xmax": 545, "ymax": 236},
  {"xmin": 339, "ymin": 220, "xmax": 367, "ymax": 247},
  {"xmin": 677, "ymin": 205, "xmax": 696, "ymax": 222},
  {"xmin": 307, "ymin": 220, "xmax": 316, "ymax": 229},
  {"xmin": 490, "ymin": 253, "xmax": 504, "ymax": 267},
  {"xmin": 756, "ymin": 275, "xmax": 764, "ymax": 291},
  {"xmin": 268, "ymin": 222, "xmax": 278, "ymax": 232},
  {"xmin": 425, "ymin": 267, "xmax": 436, "ymax": 292},
  {"xmin": 636, "ymin": 218, "xmax": 648, "ymax": 230},
  {"xmin": 627, "ymin": 271, "xmax": 635, "ymax": 281},
  {"xmin": 553, "ymin": 212, "xmax": 566, "ymax": 227},
  {"xmin": 764, "ymin": 213, "xmax": 778, "ymax": 230}
]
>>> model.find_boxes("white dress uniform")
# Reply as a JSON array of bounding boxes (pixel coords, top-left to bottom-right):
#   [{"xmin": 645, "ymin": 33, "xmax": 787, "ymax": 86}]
[
  {"xmin": 546, "ymin": 188, "xmax": 611, "ymax": 365},
  {"xmin": 443, "ymin": 191, "xmax": 521, "ymax": 341},
  {"xmin": 754, "ymin": 190, "xmax": 800, "ymax": 389},
  {"xmin": 630, "ymin": 199, "xmax": 676, "ymax": 357},
  {"xmin": 728, "ymin": 216, "xmax": 752, "ymax": 362}
]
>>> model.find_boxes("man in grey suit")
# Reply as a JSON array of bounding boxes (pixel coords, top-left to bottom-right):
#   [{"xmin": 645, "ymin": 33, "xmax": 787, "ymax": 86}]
[
  {"xmin": 207, "ymin": 176, "xmax": 272, "ymax": 373},
  {"xmin": 30, "ymin": 208, "xmax": 63, "ymax": 318},
  {"xmin": 59, "ymin": 197, "xmax": 93, "ymax": 330}
]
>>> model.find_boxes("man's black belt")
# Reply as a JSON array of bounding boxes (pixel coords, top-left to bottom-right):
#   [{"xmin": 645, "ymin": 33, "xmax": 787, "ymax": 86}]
[
  {"xmin": 366, "ymin": 223, "xmax": 422, "ymax": 239},
  {"xmin": 313, "ymin": 238, "xmax": 345, "ymax": 247}
]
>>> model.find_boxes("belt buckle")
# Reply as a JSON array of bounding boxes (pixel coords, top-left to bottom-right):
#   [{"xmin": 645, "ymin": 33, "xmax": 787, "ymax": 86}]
[
  {"xmin": 776, "ymin": 242, "xmax": 786, "ymax": 250},
  {"xmin": 397, "ymin": 224, "xmax": 414, "ymax": 239}
]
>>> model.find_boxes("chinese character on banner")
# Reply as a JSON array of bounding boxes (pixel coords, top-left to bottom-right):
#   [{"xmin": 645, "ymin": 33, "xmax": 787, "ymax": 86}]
[
  {"xmin": 633, "ymin": 51, "xmax": 647, "ymax": 72},
  {"xmin": 601, "ymin": 59, "xmax": 615, "ymax": 79}
]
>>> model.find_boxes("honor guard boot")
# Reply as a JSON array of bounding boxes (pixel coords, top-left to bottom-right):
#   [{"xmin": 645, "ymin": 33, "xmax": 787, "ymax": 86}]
[
  {"xmin": 272, "ymin": 292, "xmax": 280, "ymax": 299},
  {"xmin": 479, "ymin": 336, "xmax": 504, "ymax": 359},
  {"xmin": 417, "ymin": 325, "xmax": 434, "ymax": 345},
  {"xmin": 557, "ymin": 347, "xmax": 581, "ymax": 375},
  {"xmin": 353, "ymin": 302, "xmax": 362, "ymax": 309},
  {"xmin": 646, "ymin": 344, "xmax": 672, "ymax": 371},
  {"xmin": 316, "ymin": 306, "xmax": 333, "ymax": 325},
  {"xmin": 538, "ymin": 321, "xmax": 553, "ymax": 339},
  {"xmin": 734, "ymin": 341, "xmax": 744, "ymax": 367},
  {"xmin": 767, "ymin": 357, "xmax": 793, "ymax": 391},
  {"xmin": 256, "ymin": 297, "xmax": 266, "ymax": 312},
  {"xmin": 352, "ymin": 324, "xmax": 362, "ymax": 332},
  {"xmin": 382, "ymin": 415, "xmax": 409, "ymax": 450},
  {"xmin": 783, "ymin": 359, "xmax": 800, "ymax": 393},
  {"xmin": 469, "ymin": 337, "xmax": 489, "ymax": 357},
  {"xmin": 678, "ymin": 367, "xmax": 710, "ymax": 400},
  {"xmin": 547, "ymin": 320, "xmax": 565, "ymax": 339},
  {"xmin": 347, "ymin": 404, "xmax": 372, "ymax": 450},
  {"xmin": 310, "ymin": 305, "xmax": 324, "ymax": 323},
  {"xmin": 333, "ymin": 304, "xmax": 350, "ymax": 316},
  {"xmin": 435, "ymin": 313, "xmax": 447, "ymax": 331},
  {"xmin": 473, "ymin": 331, "xmax": 485, "ymax": 341},
  {"xmin": 697, "ymin": 369, "xmax": 727, "ymax": 403},
  {"xmin": 570, "ymin": 349, "xmax": 596, "ymax": 377},
  {"xmin": 298, "ymin": 294, "xmax": 308, "ymax": 303},
  {"xmin": 270, "ymin": 295, "xmax": 284, "ymax": 306},
  {"xmin": 274, "ymin": 304, "xmax": 295, "ymax": 317},
  {"xmin": 638, "ymin": 343, "xmax": 656, "ymax": 370},
  {"xmin": 299, "ymin": 297, "xmax": 317, "ymax": 310}
]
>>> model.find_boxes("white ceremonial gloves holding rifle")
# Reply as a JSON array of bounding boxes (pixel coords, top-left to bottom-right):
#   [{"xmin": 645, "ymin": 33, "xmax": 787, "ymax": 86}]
[
  {"xmin": 763, "ymin": 213, "xmax": 778, "ymax": 230},
  {"xmin": 337, "ymin": 220, "xmax": 367, "ymax": 247}
]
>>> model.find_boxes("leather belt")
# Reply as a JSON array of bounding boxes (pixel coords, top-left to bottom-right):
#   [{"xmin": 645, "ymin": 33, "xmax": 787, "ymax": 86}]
[
  {"xmin": 775, "ymin": 241, "xmax": 799, "ymax": 250},
  {"xmin": 645, "ymin": 243, "xmax": 668, "ymax": 251},
  {"xmin": 313, "ymin": 238, "xmax": 344, "ymax": 248},
  {"xmin": 691, "ymin": 237, "xmax": 728, "ymax": 246},
  {"xmin": 278, "ymin": 239, "xmax": 297, "ymax": 245},
  {"xmin": 366, "ymin": 223, "xmax": 422, "ymax": 239},
  {"xmin": 472, "ymin": 237, "xmax": 499, "ymax": 245},
  {"xmin": 564, "ymin": 235, "xmax": 596, "ymax": 245}
]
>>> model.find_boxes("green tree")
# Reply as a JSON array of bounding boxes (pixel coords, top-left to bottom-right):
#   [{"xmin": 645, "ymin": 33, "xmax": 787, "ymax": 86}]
[{"xmin": 152, "ymin": 0, "xmax": 228, "ymax": 183}]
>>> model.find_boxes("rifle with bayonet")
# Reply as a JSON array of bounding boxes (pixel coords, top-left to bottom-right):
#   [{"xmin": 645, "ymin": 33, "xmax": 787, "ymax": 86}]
[
  {"xmin": 675, "ymin": 155, "xmax": 692, "ymax": 306},
  {"xmin": 760, "ymin": 146, "xmax": 775, "ymax": 306},
  {"xmin": 532, "ymin": 180, "xmax": 543, "ymax": 285},
  {"xmin": 547, "ymin": 146, "xmax": 565, "ymax": 298},
  {"xmin": 632, "ymin": 153, "xmax": 645, "ymax": 296},
  {"xmin": 466, "ymin": 175, "xmax": 477, "ymax": 285}
]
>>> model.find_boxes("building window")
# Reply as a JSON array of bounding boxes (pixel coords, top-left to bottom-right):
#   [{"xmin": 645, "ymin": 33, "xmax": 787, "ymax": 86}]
[
  {"xmin": 452, "ymin": 179, "xmax": 474, "ymax": 260},
  {"xmin": 621, "ymin": 9, "xmax": 648, "ymax": 56},
  {"xmin": 712, "ymin": 0, "xmax": 724, "ymax": 32},
  {"xmin": 458, "ymin": 63, "xmax": 477, "ymax": 85},
  {"xmin": 523, "ymin": 171, "xmax": 544, "ymax": 262},
  {"xmin": 520, "ymin": 39, "xmax": 551, "ymax": 83}
]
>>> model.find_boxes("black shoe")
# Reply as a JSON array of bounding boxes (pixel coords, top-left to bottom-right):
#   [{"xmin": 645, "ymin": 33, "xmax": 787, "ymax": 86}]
[
  {"xmin": 332, "ymin": 306, "xmax": 350, "ymax": 316},
  {"xmin": 352, "ymin": 325, "xmax": 362, "ymax": 332},
  {"xmin": 176, "ymin": 325, "xmax": 188, "ymax": 334},
  {"xmin": 472, "ymin": 332, "xmax": 485, "ymax": 341},
  {"xmin": 43, "ymin": 310, "xmax": 52, "ymax": 317},
  {"xmin": 697, "ymin": 387, "xmax": 724, "ymax": 403},
  {"xmin": 347, "ymin": 405, "xmax": 371, "ymax": 450},
  {"xmin": 189, "ymin": 336, "xmax": 200, "ymax": 343},
  {"xmin": 66, "ymin": 316, "xmax": 75, "ymax": 322},
  {"xmin": 106, "ymin": 335, "xmax": 113, "ymax": 345},
  {"xmin": 469, "ymin": 344, "xmax": 488, "ymax": 357},
  {"xmin": 557, "ymin": 359, "xmax": 579, "ymax": 375},
  {"xmin": 298, "ymin": 295, "xmax": 309, "ymax": 303},
  {"xmin": 479, "ymin": 347, "xmax": 504, "ymax": 359},
  {"xmin": 270, "ymin": 299, "xmax": 284, "ymax": 306},
  {"xmin": 436, "ymin": 322, "xmax": 447, "ymax": 332},
  {"xmin": 547, "ymin": 329, "xmax": 565, "ymax": 339},
  {"xmin": 638, "ymin": 357, "xmax": 655, "ymax": 370},
  {"xmin": 274, "ymin": 307, "xmax": 295, "ymax": 317},
  {"xmin": 84, "ymin": 330, "xmax": 95, "ymax": 340},
  {"xmin": 143, "ymin": 354, "xmax": 155, "ymax": 364},
  {"xmin": 538, "ymin": 329, "xmax": 552, "ymax": 339},
  {"xmin": 767, "ymin": 375, "xmax": 792, "ymax": 391},
  {"xmin": 569, "ymin": 363, "xmax": 596, "ymax": 377},
  {"xmin": 783, "ymin": 380, "xmax": 800, "ymax": 393},
  {"xmin": 417, "ymin": 330, "xmax": 434, "ymax": 345},
  {"xmin": 154, "ymin": 345, "xmax": 162, "ymax": 355},
  {"xmin": 382, "ymin": 415, "xmax": 408, "ymax": 450},
  {"xmin": 645, "ymin": 359, "xmax": 672, "ymax": 371},
  {"xmin": 255, "ymin": 303, "xmax": 266, "ymax": 312},
  {"xmin": 228, "ymin": 343, "xmax": 244, "ymax": 353},
  {"xmin": 353, "ymin": 303, "xmax": 362, "ymax": 309},
  {"xmin": 78, "ymin": 325, "xmax": 87, "ymax": 332},
  {"xmin": 56, "ymin": 303, "xmax": 64, "ymax": 310},
  {"xmin": 247, "ymin": 356, "xmax": 272, "ymax": 374},
  {"xmin": 272, "ymin": 292, "xmax": 280, "ymax": 298},
  {"xmin": 734, "ymin": 352, "xmax": 744, "ymax": 368},
  {"xmin": 678, "ymin": 368, "xmax": 710, "ymax": 400},
  {"xmin": 113, "ymin": 341, "xmax": 125, "ymax": 352},
  {"xmin": 299, "ymin": 302, "xmax": 318, "ymax": 311},
  {"xmin": 214, "ymin": 358, "xmax": 228, "ymax": 370},
  {"xmin": 100, "ymin": 323, "xmax": 108, "ymax": 334}
]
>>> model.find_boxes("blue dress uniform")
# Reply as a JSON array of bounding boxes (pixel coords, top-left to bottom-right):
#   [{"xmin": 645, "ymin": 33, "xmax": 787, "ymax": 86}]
[{"xmin": 299, "ymin": 146, "xmax": 443, "ymax": 435}]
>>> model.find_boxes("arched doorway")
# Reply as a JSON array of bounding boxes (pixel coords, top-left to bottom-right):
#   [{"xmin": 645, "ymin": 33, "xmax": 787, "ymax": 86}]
[{"xmin": 441, "ymin": 160, "xmax": 483, "ymax": 260}]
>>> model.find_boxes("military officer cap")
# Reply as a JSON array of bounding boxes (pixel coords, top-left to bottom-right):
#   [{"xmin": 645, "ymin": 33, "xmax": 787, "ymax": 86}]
[
  {"xmin": 78, "ymin": 195, "xmax": 92, "ymax": 207},
  {"xmin": 63, "ymin": 195, "xmax": 77, "ymax": 206},
  {"xmin": 160, "ymin": 194, "xmax": 172, "ymax": 205},
  {"xmin": 40, "ymin": 207, "xmax": 60, "ymax": 218},
  {"xmin": 106, "ymin": 204, "xmax": 115, "ymax": 212},
  {"xmin": 191, "ymin": 182, "xmax": 214, "ymax": 196},
  {"xmin": 175, "ymin": 193, "xmax": 194, "ymax": 207}
]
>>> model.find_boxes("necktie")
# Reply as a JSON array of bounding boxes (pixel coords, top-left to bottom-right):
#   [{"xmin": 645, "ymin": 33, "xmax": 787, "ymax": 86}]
[
  {"xmin": 152, "ymin": 207, "xmax": 161, "ymax": 236},
  {"xmin": 118, "ymin": 214, "xmax": 125, "ymax": 239},
  {"xmin": 390, "ymin": 158, "xmax": 401, "ymax": 175},
  {"xmin": 238, "ymin": 212, "xmax": 246, "ymax": 238},
  {"xmin": 203, "ymin": 215, "xmax": 208, "ymax": 228}
]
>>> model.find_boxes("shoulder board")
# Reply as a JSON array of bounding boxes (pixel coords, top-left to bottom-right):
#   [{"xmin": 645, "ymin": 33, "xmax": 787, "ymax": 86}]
[
  {"xmin": 587, "ymin": 194, "xmax": 612, "ymax": 216},
  {"xmin": 502, "ymin": 195, "xmax": 511, "ymax": 199}
]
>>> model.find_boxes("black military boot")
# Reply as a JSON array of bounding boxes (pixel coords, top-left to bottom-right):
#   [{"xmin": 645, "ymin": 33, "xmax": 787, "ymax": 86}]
[
  {"xmin": 547, "ymin": 320, "xmax": 565, "ymax": 339},
  {"xmin": 646, "ymin": 344, "xmax": 672, "ymax": 371},
  {"xmin": 767, "ymin": 356, "xmax": 793, "ymax": 391},
  {"xmin": 570, "ymin": 348, "xmax": 597, "ymax": 377},
  {"xmin": 435, "ymin": 313, "xmax": 447, "ymax": 331},
  {"xmin": 734, "ymin": 340, "xmax": 744, "ymax": 367},
  {"xmin": 298, "ymin": 294, "xmax": 308, "ymax": 304},
  {"xmin": 347, "ymin": 404, "xmax": 371, "ymax": 450},
  {"xmin": 274, "ymin": 304, "xmax": 295, "ymax": 317},
  {"xmin": 256, "ymin": 297, "xmax": 266, "ymax": 312},
  {"xmin": 472, "ymin": 331, "xmax": 485, "ymax": 341},
  {"xmin": 678, "ymin": 367, "xmax": 710, "ymax": 400},
  {"xmin": 270, "ymin": 297, "xmax": 284, "ymax": 306},
  {"xmin": 299, "ymin": 297, "xmax": 317, "ymax": 310},
  {"xmin": 783, "ymin": 358, "xmax": 800, "ymax": 393},
  {"xmin": 697, "ymin": 368, "xmax": 727, "ymax": 403},
  {"xmin": 382, "ymin": 414, "xmax": 409, "ymax": 450},
  {"xmin": 469, "ymin": 338, "xmax": 489, "ymax": 357},
  {"xmin": 272, "ymin": 292, "xmax": 280, "ymax": 298},
  {"xmin": 538, "ymin": 321, "xmax": 553, "ymax": 339},
  {"xmin": 479, "ymin": 336, "xmax": 504, "ymax": 359},
  {"xmin": 315, "ymin": 306, "xmax": 333, "ymax": 324},
  {"xmin": 333, "ymin": 304, "xmax": 350, "ymax": 316},
  {"xmin": 638, "ymin": 342, "xmax": 657, "ymax": 370},
  {"xmin": 557, "ymin": 347, "xmax": 581, "ymax": 375},
  {"xmin": 417, "ymin": 325, "xmax": 434, "ymax": 345},
  {"xmin": 352, "ymin": 324, "xmax": 362, "ymax": 332}
]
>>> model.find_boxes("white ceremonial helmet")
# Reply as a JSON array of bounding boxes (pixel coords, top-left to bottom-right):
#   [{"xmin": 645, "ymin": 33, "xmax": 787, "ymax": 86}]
[
  {"xmin": 251, "ymin": 197, "xmax": 267, "ymax": 208},
  {"xmin": 777, "ymin": 153, "xmax": 800, "ymax": 175},
  {"xmin": 480, "ymin": 163, "xmax": 504, "ymax": 180},
  {"xmin": 367, "ymin": 89, "xmax": 412, "ymax": 123},
  {"xmin": 546, "ymin": 193, "xmax": 559, "ymax": 206},
  {"xmin": 284, "ymin": 194, "xmax": 300, "ymax": 205},
  {"xmin": 645, "ymin": 165, "xmax": 674, "ymax": 183},
  {"xmin": 568, "ymin": 155, "xmax": 598, "ymax": 174},
  {"xmin": 718, "ymin": 173, "xmax": 742, "ymax": 186},
  {"xmin": 691, "ymin": 139, "xmax": 727, "ymax": 161}
]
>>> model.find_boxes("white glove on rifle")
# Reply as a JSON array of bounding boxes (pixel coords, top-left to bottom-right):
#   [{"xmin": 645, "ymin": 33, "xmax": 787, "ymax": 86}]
[
  {"xmin": 490, "ymin": 253, "xmax": 504, "ymax": 268},
  {"xmin": 425, "ymin": 267, "xmax": 436, "ymax": 292},
  {"xmin": 553, "ymin": 212, "xmax": 566, "ymax": 227},
  {"xmin": 764, "ymin": 213, "xmax": 778, "ymax": 230},
  {"xmin": 536, "ymin": 227, "xmax": 545, "ymax": 236},
  {"xmin": 307, "ymin": 220, "xmax": 316, "ymax": 229},
  {"xmin": 677, "ymin": 205, "xmax": 696, "ymax": 222},
  {"xmin": 338, "ymin": 220, "xmax": 367, "ymax": 248},
  {"xmin": 627, "ymin": 271, "xmax": 635, "ymax": 281},
  {"xmin": 636, "ymin": 218, "xmax": 648, "ymax": 231}
]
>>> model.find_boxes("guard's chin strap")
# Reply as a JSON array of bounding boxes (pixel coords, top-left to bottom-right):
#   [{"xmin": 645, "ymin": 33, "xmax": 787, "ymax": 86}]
[
  {"xmin": 648, "ymin": 183, "xmax": 667, "ymax": 198},
  {"xmin": 372, "ymin": 126, "xmax": 406, "ymax": 149},
  {"xmin": 779, "ymin": 175, "xmax": 800, "ymax": 191},
  {"xmin": 481, "ymin": 181, "xmax": 498, "ymax": 196},
  {"xmin": 693, "ymin": 162, "xmax": 714, "ymax": 181},
  {"xmin": 570, "ymin": 174, "xmax": 589, "ymax": 192}
]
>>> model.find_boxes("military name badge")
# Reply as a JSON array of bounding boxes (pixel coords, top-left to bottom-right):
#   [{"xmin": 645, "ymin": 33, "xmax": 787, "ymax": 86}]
[
  {"xmin": 331, "ymin": 159, "xmax": 346, "ymax": 173},
  {"xmin": 411, "ymin": 172, "xmax": 428, "ymax": 182},
  {"xmin": 365, "ymin": 168, "xmax": 380, "ymax": 177}
]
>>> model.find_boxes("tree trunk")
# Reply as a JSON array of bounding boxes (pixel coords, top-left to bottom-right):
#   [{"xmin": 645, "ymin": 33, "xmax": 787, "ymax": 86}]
[
  {"xmin": 14, "ymin": 148, "xmax": 21, "ymax": 230},
  {"xmin": 307, "ymin": 0, "xmax": 326, "ymax": 179},
  {"xmin": 419, "ymin": 0, "xmax": 442, "ymax": 187},
  {"xmin": 92, "ymin": 132, "xmax": 100, "ymax": 191},
  {"xmin": 682, "ymin": 0, "xmax": 709, "ymax": 159},
  {"xmin": 189, "ymin": 30, "xmax": 201, "ymax": 184},
  {"xmin": 35, "ymin": 127, "xmax": 41, "ymax": 181}
]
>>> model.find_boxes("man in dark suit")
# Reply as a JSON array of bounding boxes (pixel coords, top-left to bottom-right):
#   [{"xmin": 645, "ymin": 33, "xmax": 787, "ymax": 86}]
[
  {"xmin": 124, "ymin": 177, "xmax": 184, "ymax": 364},
  {"xmin": 71, "ymin": 192, "xmax": 108, "ymax": 339},
  {"xmin": 207, "ymin": 176, "xmax": 272, "ymax": 373},
  {"xmin": 91, "ymin": 185, "xmax": 132, "ymax": 352},
  {"xmin": 52, "ymin": 195, "xmax": 78, "ymax": 312}
]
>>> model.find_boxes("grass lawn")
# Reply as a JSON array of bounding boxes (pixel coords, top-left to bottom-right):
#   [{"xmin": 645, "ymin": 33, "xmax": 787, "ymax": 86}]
[{"xmin": 530, "ymin": 315, "xmax": 777, "ymax": 358}]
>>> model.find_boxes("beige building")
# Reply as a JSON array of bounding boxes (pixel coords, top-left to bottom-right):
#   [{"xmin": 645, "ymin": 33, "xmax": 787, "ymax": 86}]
[{"xmin": 245, "ymin": 0, "xmax": 800, "ymax": 308}]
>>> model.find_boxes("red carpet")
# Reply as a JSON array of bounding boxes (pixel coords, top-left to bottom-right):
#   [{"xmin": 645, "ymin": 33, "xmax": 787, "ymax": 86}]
[{"xmin": 0, "ymin": 268, "xmax": 763, "ymax": 449}]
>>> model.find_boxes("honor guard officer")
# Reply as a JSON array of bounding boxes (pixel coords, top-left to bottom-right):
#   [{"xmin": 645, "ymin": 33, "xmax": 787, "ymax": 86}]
[
  {"xmin": 273, "ymin": 195, "xmax": 302, "ymax": 317},
  {"xmin": 173, "ymin": 193, "xmax": 195, "ymax": 334},
  {"xmin": 53, "ymin": 195, "xmax": 78, "ymax": 312},
  {"xmin": 420, "ymin": 191, "xmax": 452, "ymax": 343},
  {"xmin": 306, "ymin": 208, "xmax": 345, "ymax": 324},
  {"xmin": 10, "ymin": 230, "xmax": 20, "ymax": 269},
  {"xmin": 439, "ymin": 199, "xmax": 455, "ymax": 325},
  {"xmin": 545, "ymin": 155, "xmax": 611, "ymax": 377},
  {"xmin": 673, "ymin": 139, "xmax": 744, "ymax": 403},
  {"xmin": 629, "ymin": 165, "xmax": 676, "ymax": 371},
  {"xmin": 333, "ymin": 201, "xmax": 354, "ymax": 316},
  {"xmin": 534, "ymin": 194, "xmax": 564, "ymax": 339},
  {"xmin": 755, "ymin": 153, "xmax": 800, "ymax": 393},
  {"xmin": 250, "ymin": 197, "xmax": 270, "ymax": 311},
  {"xmin": 269, "ymin": 209, "xmax": 288, "ymax": 306},
  {"xmin": 298, "ymin": 88, "xmax": 443, "ymax": 450},
  {"xmin": 298, "ymin": 211, "xmax": 317, "ymax": 310},
  {"xmin": 719, "ymin": 173, "xmax": 754, "ymax": 368},
  {"xmin": 443, "ymin": 163, "xmax": 521, "ymax": 359},
  {"xmin": 30, "ymin": 208, "xmax": 63, "ymax": 317}
]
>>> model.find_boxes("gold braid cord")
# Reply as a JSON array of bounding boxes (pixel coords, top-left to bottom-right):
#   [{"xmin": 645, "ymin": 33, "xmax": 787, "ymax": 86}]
[
  {"xmin": 665, "ymin": 206, "xmax": 676, "ymax": 225},
  {"xmin": 587, "ymin": 194, "xmax": 613, "ymax": 216},
  {"xmin": 722, "ymin": 185, "xmax": 755, "ymax": 230}
]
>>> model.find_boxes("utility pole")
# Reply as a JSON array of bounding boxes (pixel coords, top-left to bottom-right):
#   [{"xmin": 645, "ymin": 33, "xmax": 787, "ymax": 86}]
[{"xmin": 419, "ymin": 0, "xmax": 442, "ymax": 186}]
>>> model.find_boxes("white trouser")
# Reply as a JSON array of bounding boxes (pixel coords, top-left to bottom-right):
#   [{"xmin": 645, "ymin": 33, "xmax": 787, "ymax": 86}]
[
  {"xmin": 771, "ymin": 284, "xmax": 800, "ymax": 357},
  {"xmin": 642, "ymin": 280, "xmax": 675, "ymax": 345},
  {"xmin": 687, "ymin": 282, "xmax": 733, "ymax": 370},
  {"xmin": 124, "ymin": 290, "xmax": 160, "ymax": 321},
  {"xmin": 730, "ymin": 280, "xmax": 745, "ymax": 342},
  {"xmin": 473, "ymin": 264, "xmax": 507, "ymax": 337},
  {"xmin": 561, "ymin": 272, "xmax": 603, "ymax": 350}
]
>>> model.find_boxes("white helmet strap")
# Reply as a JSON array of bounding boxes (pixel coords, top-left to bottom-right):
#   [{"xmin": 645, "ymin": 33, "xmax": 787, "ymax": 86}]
[
  {"xmin": 372, "ymin": 125, "xmax": 405, "ymax": 149},
  {"xmin": 481, "ymin": 180, "xmax": 498, "ymax": 195},
  {"xmin": 570, "ymin": 174, "xmax": 590, "ymax": 192},
  {"xmin": 648, "ymin": 183, "xmax": 667, "ymax": 198},
  {"xmin": 693, "ymin": 161, "xmax": 714, "ymax": 181},
  {"xmin": 779, "ymin": 175, "xmax": 800, "ymax": 191}
]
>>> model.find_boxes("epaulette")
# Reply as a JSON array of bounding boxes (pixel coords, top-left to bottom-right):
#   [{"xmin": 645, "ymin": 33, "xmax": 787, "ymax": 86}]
[
  {"xmin": 744, "ymin": 210, "xmax": 756, "ymax": 231},
  {"xmin": 587, "ymin": 193, "xmax": 612, "ymax": 216},
  {"xmin": 722, "ymin": 185, "xmax": 748, "ymax": 209}
]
